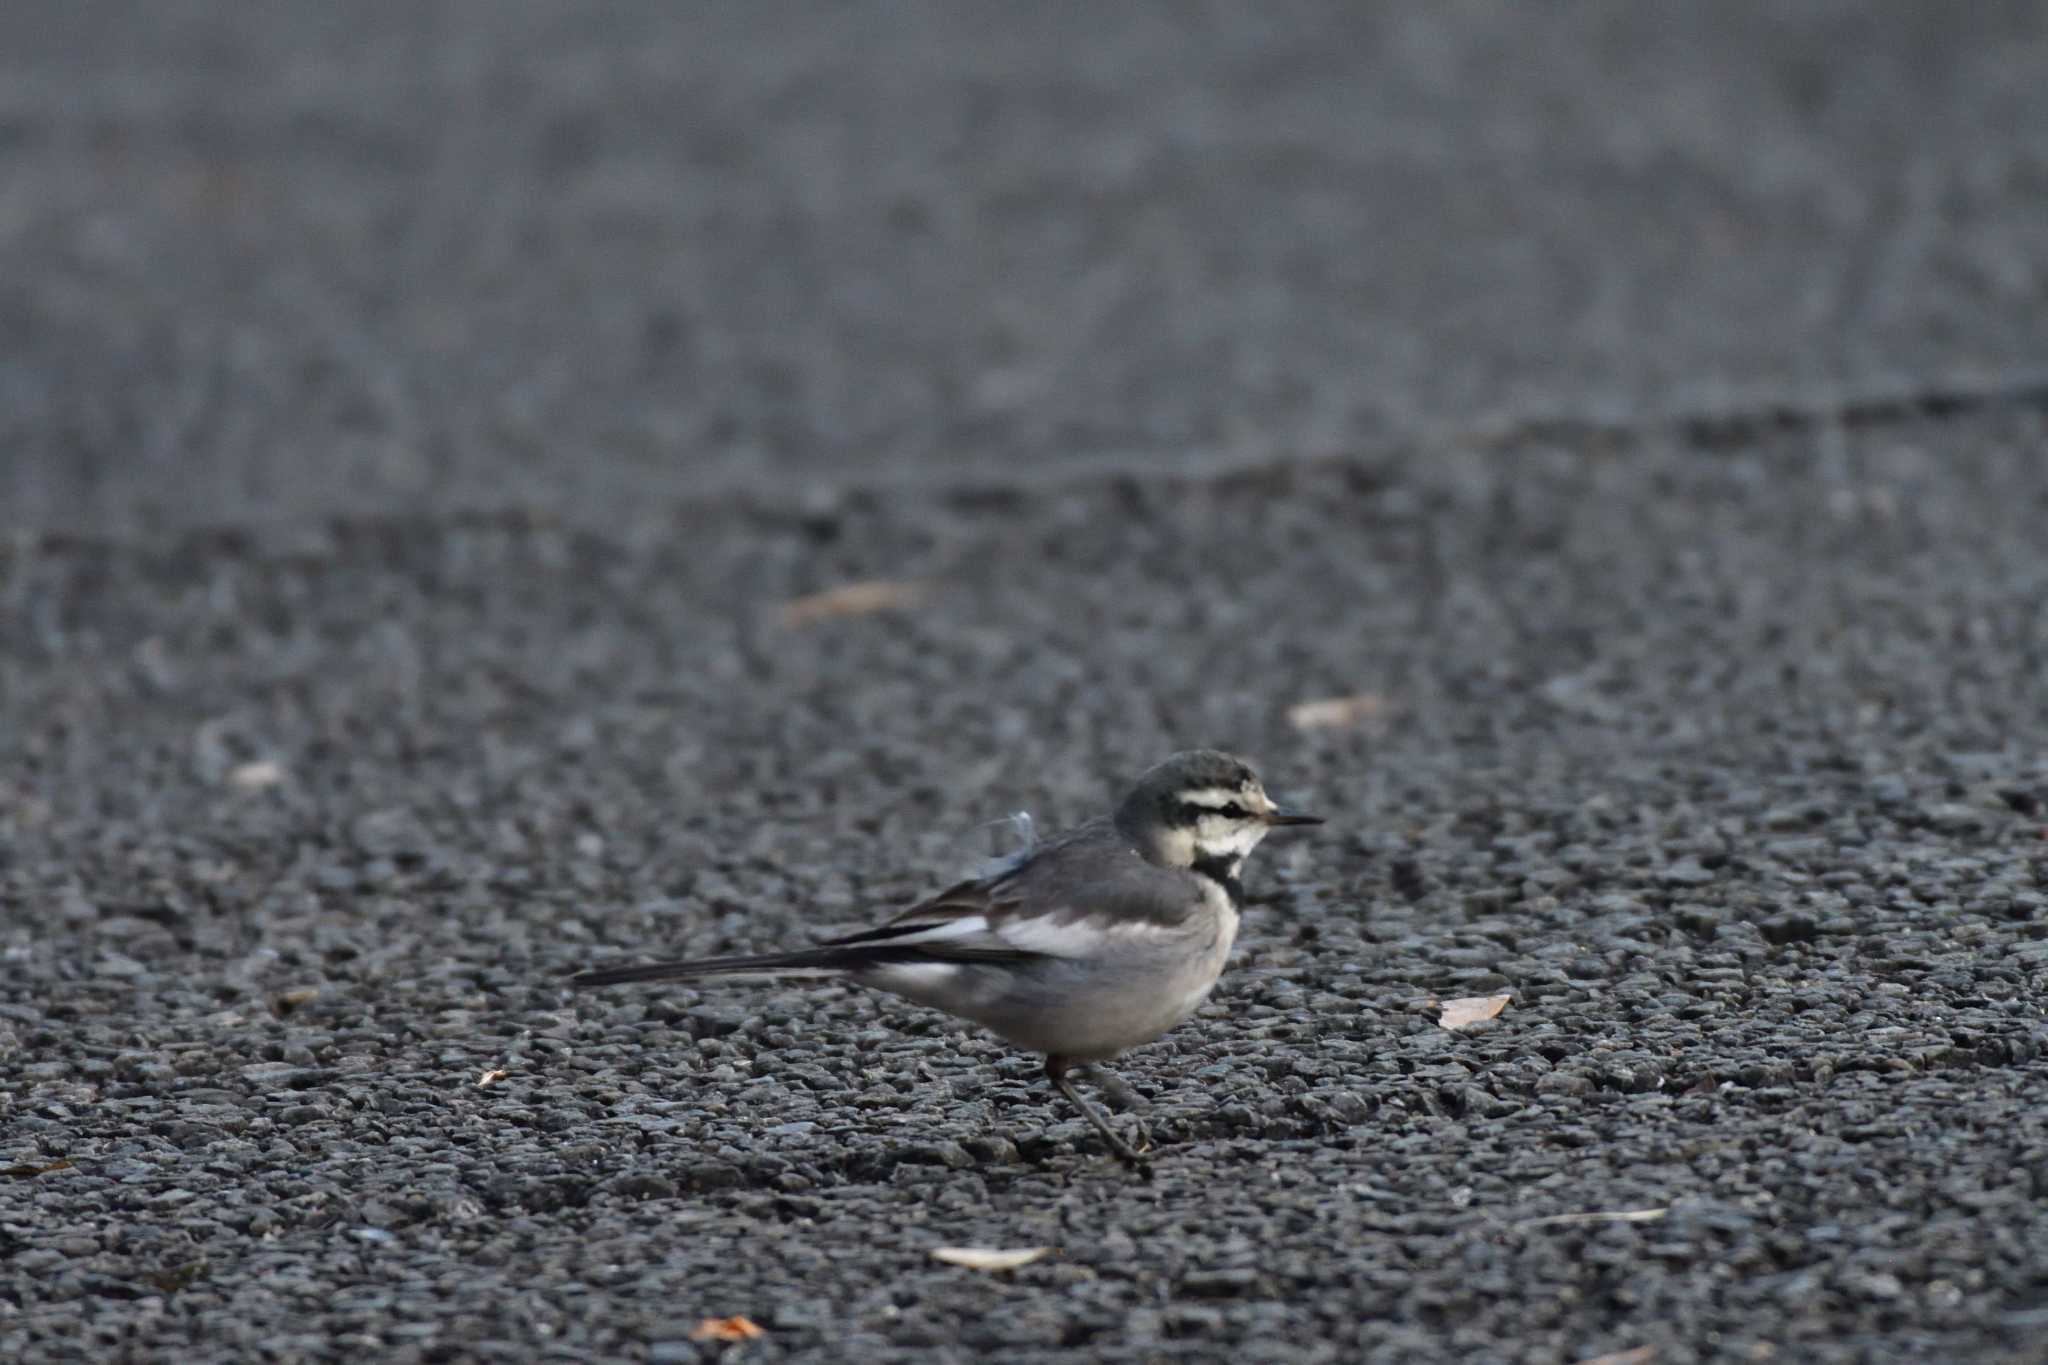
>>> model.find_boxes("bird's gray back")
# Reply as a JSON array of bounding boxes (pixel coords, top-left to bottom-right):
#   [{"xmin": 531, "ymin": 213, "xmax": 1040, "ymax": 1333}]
[{"xmin": 989, "ymin": 819, "xmax": 1207, "ymax": 931}]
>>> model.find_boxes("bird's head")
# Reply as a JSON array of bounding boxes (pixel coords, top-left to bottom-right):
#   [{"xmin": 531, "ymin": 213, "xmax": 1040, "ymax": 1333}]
[{"xmin": 1115, "ymin": 749, "xmax": 1322, "ymax": 877}]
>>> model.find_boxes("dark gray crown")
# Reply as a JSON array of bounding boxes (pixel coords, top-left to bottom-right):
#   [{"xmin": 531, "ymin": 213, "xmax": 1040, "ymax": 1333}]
[{"xmin": 1114, "ymin": 749, "xmax": 1258, "ymax": 833}]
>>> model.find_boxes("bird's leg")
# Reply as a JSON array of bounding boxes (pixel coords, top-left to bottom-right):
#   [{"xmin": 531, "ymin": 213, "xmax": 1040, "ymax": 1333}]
[
  {"xmin": 1086, "ymin": 1064, "xmax": 1153, "ymax": 1152},
  {"xmin": 1045, "ymin": 1055, "xmax": 1152, "ymax": 1176}
]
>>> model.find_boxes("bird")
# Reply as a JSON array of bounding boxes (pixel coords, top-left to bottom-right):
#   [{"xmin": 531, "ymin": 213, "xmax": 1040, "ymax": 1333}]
[{"xmin": 568, "ymin": 750, "xmax": 1322, "ymax": 1173}]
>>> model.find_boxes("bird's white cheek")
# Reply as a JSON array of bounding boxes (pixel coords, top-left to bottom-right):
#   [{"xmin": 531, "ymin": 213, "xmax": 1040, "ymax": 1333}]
[{"xmin": 1195, "ymin": 820, "xmax": 1265, "ymax": 860}]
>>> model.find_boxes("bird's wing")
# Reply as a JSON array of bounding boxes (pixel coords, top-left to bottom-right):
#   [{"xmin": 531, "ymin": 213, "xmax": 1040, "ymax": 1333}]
[
  {"xmin": 816, "ymin": 828, "xmax": 1196, "ymax": 963},
  {"xmin": 815, "ymin": 876, "xmax": 1041, "ymax": 961}
]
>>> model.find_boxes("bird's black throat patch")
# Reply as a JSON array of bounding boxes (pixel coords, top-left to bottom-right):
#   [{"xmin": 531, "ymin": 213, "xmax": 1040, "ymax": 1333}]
[{"xmin": 1190, "ymin": 852, "xmax": 1244, "ymax": 905}]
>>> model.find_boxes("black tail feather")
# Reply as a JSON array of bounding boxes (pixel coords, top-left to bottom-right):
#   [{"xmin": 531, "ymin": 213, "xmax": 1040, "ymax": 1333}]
[{"xmin": 568, "ymin": 948, "xmax": 854, "ymax": 989}]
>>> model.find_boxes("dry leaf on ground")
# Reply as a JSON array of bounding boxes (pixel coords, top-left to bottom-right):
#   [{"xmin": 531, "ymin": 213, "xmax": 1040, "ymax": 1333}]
[
  {"xmin": 1570, "ymin": 1348, "xmax": 1656, "ymax": 1365},
  {"xmin": 930, "ymin": 1246, "xmax": 1052, "ymax": 1271},
  {"xmin": 228, "ymin": 760, "xmax": 286, "ymax": 790},
  {"xmin": 689, "ymin": 1316, "xmax": 766, "ymax": 1343},
  {"xmin": 1437, "ymin": 994, "xmax": 1512, "ymax": 1031},
  {"xmin": 780, "ymin": 580, "xmax": 926, "ymax": 627},
  {"xmin": 1287, "ymin": 694, "xmax": 1389, "ymax": 731}
]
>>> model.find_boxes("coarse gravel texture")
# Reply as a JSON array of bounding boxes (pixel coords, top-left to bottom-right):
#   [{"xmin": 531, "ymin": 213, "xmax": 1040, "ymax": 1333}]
[{"xmin": 6, "ymin": 5, "xmax": 2048, "ymax": 1365}]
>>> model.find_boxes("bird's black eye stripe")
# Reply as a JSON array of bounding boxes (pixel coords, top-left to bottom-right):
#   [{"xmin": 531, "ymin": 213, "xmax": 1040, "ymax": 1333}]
[{"xmin": 1172, "ymin": 799, "xmax": 1252, "ymax": 824}]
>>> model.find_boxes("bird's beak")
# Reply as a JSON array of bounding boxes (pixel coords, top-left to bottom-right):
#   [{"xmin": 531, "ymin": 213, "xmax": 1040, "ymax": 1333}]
[{"xmin": 1263, "ymin": 804, "xmax": 1324, "ymax": 827}]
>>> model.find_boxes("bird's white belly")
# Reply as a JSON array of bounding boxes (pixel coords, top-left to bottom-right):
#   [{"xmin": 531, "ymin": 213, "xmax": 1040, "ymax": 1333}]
[{"xmin": 994, "ymin": 900, "xmax": 1240, "ymax": 1061}]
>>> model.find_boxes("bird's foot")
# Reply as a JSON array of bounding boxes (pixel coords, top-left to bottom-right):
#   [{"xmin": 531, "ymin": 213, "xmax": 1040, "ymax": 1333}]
[
  {"xmin": 1103, "ymin": 1136, "xmax": 1154, "ymax": 1179},
  {"xmin": 1049, "ymin": 1057, "xmax": 1156, "ymax": 1179}
]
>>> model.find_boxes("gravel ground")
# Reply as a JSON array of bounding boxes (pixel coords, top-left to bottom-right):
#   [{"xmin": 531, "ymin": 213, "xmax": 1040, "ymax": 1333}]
[{"xmin": 6, "ymin": 5, "xmax": 2048, "ymax": 1364}]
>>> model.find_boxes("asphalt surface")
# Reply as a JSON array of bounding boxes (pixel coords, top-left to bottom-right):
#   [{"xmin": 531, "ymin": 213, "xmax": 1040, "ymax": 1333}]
[{"xmin": 5, "ymin": 5, "xmax": 2048, "ymax": 1363}]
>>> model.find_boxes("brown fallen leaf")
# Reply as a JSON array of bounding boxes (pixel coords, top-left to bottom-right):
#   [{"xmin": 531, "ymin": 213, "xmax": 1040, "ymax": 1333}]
[
  {"xmin": 476, "ymin": 1069, "xmax": 509, "ymax": 1088},
  {"xmin": 1287, "ymin": 694, "xmax": 1389, "ymax": 731},
  {"xmin": 1570, "ymin": 1348, "xmax": 1656, "ymax": 1365},
  {"xmin": 1437, "ymin": 994, "xmax": 1512, "ymax": 1031},
  {"xmin": 930, "ymin": 1246, "xmax": 1052, "ymax": 1271},
  {"xmin": 270, "ymin": 987, "xmax": 320, "ymax": 1016},
  {"xmin": 689, "ymin": 1316, "xmax": 766, "ymax": 1343},
  {"xmin": 780, "ymin": 580, "xmax": 926, "ymax": 628}
]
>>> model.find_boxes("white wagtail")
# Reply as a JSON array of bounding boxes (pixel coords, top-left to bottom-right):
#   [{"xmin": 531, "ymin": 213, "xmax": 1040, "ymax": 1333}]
[{"xmin": 570, "ymin": 750, "xmax": 1322, "ymax": 1173}]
